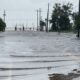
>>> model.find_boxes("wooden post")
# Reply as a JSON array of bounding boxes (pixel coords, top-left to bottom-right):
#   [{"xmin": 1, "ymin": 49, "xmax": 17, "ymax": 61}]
[
  {"xmin": 46, "ymin": 3, "xmax": 49, "ymax": 32},
  {"xmin": 77, "ymin": 0, "xmax": 80, "ymax": 38}
]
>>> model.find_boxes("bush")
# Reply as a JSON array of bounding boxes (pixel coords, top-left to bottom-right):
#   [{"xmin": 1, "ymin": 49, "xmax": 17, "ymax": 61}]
[{"xmin": 0, "ymin": 18, "xmax": 6, "ymax": 32}]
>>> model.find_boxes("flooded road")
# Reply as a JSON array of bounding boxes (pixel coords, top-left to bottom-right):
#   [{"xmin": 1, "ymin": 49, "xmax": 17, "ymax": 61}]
[{"xmin": 0, "ymin": 31, "xmax": 80, "ymax": 80}]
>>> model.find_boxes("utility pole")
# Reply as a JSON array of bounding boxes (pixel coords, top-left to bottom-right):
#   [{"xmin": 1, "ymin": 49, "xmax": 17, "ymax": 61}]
[
  {"xmin": 39, "ymin": 8, "xmax": 42, "ymax": 31},
  {"xmin": 39, "ymin": 8, "xmax": 42, "ymax": 21},
  {"xmin": 46, "ymin": 3, "xmax": 49, "ymax": 32},
  {"xmin": 79, "ymin": 0, "xmax": 80, "ymax": 14},
  {"xmin": 77, "ymin": 0, "xmax": 80, "ymax": 38},
  {"xmin": 3, "ymin": 10, "xmax": 6, "ymax": 22},
  {"xmin": 37, "ymin": 10, "xmax": 39, "ymax": 31}
]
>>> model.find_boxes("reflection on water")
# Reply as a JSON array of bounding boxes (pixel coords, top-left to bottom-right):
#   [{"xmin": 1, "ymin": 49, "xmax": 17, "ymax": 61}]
[{"xmin": 0, "ymin": 31, "xmax": 80, "ymax": 80}]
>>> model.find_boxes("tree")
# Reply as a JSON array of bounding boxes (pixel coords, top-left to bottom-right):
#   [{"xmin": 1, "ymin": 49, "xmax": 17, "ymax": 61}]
[
  {"xmin": 72, "ymin": 12, "xmax": 80, "ymax": 30},
  {"xmin": 0, "ymin": 18, "xmax": 6, "ymax": 32},
  {"xmin": 40, "ymin": 20, "xmax": 46, "ymax": 31},
  {"xmin": 72, "ymin": 12, "xmax": 80, "ymax": 37},
  {"xmin": 50, "ymin": 3, "xmax": 73, "ymax": 31},
  {"xmin": 50, "ymin": 3, "xmax": 61, "ymax": 31}
]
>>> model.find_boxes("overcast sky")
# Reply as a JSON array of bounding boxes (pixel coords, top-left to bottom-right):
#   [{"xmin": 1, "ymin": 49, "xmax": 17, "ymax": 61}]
[{"xmin": 0, "ymin": 0, "xmax": 79, "ymax": 28}]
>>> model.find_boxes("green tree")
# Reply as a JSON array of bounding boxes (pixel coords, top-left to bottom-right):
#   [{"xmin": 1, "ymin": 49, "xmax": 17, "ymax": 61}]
[
  {"xmin": 50, "ymin": 3, "xmax": 61, "ymax": 31},
  {"xmin": 72, "ymin": 12, "xmax": 80, "ymax": 30},
  {"xmin": 0, "ymin": 18, "xmax": 6, "ymax": 32},
  {"xmin": 72, "ymin": 12, "xmax": 80, "ymax": 37},
  {"xmin": 50, "ymin": 3, "xmax": 73, "ymax": 31}
]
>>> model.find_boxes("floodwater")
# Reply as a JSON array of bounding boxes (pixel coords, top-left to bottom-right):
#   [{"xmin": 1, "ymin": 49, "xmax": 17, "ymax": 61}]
[{"xmin": 0, "ymin": 31, "xmax": 80, "ymax": 80}]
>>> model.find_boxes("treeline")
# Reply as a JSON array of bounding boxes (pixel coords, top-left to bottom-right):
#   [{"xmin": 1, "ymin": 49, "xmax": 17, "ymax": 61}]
[
  {"xmin": 40, "ymin": 3, "xmax": 80, "ymax": 32},
  {"xmin": 50, "ymin": 3, "xmax": 80, "ymax": 32},
  {"xmin": 50, "ymin": 3, "xmax": 73, "ymax": 32}
]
